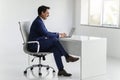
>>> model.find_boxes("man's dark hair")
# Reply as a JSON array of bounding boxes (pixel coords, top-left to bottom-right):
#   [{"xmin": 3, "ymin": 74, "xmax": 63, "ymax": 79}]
[{"xmin": 38, "ymin": 5, "xmax": 50, "ymax": 15}]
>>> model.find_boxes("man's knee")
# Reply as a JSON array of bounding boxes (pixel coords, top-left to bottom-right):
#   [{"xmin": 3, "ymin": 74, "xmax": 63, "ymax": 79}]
[{"xmin": 52, "ymin": 38, "xmax": 59, "ymax": 43}]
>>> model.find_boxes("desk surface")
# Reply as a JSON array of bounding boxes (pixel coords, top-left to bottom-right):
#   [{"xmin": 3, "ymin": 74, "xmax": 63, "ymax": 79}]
[{"xmin": 60, "ymin": 35, "xmax": 104, "ymax": 41}]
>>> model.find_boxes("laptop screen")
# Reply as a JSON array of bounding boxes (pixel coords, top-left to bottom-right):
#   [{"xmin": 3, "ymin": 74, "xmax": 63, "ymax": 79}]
[{"xmin": 66, "ymin": 27, "xmax": 75, "ymax": 37}]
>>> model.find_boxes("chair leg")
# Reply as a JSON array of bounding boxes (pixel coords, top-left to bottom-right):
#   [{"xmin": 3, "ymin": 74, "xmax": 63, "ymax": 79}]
[{"xmin": 24, "ymin": 64, "xmax": 38, "ymax": 76}]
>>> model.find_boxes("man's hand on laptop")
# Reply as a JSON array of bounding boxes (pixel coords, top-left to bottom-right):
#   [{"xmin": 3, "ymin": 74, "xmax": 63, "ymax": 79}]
[{"xmin": 59, "ymin": 33, "xmax": 67, "ymax": 38}]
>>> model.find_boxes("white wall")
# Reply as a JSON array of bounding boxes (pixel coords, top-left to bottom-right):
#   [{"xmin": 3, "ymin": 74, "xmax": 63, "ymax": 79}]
[
  {"xmin": 0, "ymin": 0, "xmax": 74, "ymax": 68},
  {"xmin": 75, "ymin": 0, "xmax": 120, "ymax": 58}
]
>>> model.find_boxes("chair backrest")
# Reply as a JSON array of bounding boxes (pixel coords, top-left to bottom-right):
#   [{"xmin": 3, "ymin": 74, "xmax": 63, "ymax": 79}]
[{"xmin": 19, "ymin": 21, "xmax": 31, "ymax": 43}]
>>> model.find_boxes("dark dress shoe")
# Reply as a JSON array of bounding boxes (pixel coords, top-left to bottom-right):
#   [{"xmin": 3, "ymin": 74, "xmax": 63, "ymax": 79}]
[
  {"xmin": 58, "ymin": 69, "xmax": 72, "ymax": 77},
  {"xmin": 66, "ymin": 55, "xmax": 79, "ymax": 62}
]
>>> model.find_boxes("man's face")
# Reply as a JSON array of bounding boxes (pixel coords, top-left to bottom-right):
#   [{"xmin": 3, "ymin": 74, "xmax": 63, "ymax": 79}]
[{"xmin": 41, "ymin": 9, "xmax": 49, "ymax": 20}]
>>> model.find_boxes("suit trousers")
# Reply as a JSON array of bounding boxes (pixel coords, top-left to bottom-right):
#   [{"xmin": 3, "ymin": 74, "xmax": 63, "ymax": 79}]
[{"xmin": 38, "ymin": 38, "xmax": 68, "ymax": 70}]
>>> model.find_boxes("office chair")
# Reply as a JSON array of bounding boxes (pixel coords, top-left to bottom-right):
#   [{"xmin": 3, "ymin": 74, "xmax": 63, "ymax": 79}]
[{"xmin": 18, "ymin": 21, "xmax": 55, "ymax": 76}]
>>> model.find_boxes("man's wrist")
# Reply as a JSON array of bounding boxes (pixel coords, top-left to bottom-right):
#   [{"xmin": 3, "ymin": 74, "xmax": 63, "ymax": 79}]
[{"xmin": 59, "ymin": 34, "xmax": 62, "ymax": 38}]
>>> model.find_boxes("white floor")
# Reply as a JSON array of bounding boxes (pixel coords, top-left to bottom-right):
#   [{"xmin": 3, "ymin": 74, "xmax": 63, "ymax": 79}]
[{"xmin": 0, "ymin": 54, "xmax": 120, "ymax": 80}]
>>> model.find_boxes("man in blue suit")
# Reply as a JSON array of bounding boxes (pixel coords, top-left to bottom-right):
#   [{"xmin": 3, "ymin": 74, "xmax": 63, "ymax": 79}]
[{"xmin": 28, "ymin": 5, "xmax": 79, "ymax": 77}]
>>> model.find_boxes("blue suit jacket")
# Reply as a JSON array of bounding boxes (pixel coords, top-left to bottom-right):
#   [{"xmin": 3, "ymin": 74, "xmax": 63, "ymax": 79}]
[{"xmin": 28, "ymin": 16, "xmax": 59, "ymax": 52}]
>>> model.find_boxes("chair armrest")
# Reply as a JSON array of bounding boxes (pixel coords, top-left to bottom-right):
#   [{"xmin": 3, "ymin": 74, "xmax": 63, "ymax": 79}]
[{"xmin": 23, "ymin": 41, "xmax": 40, "ymax": 53}]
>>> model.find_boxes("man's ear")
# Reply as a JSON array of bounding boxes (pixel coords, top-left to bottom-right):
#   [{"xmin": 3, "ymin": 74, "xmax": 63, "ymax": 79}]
[{"xmin": 41, "ymin": 11, "xmax": 44, "ymax": 15}]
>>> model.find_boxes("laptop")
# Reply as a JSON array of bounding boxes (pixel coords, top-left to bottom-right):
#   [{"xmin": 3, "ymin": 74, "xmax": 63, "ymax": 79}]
[{"xmin": 64, "ymin": 27, "xmax": 75, "ymax": 38}]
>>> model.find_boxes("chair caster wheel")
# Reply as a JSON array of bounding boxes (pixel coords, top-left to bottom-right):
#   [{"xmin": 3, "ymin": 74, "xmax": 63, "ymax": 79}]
[
  {"xmin": 30, "ymin": 67, "xmax": 33, "ymax": 70},
  {"xmin": 39, "ymin": 73, "xmax": 42, "ymax": 76},
  {"xmin": 46, "ymin": 67, "xmax": 49, "ymax": 70},
  {"xmin": 24, "ymin": 70, "xmax": 27, "ymax": 75},
  {"xmin": 53, "ymin": 70, "xmax": 55, "ymax": 73}
]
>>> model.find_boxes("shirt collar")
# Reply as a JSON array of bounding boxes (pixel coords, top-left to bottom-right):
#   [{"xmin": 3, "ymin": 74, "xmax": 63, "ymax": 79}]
[{"xmin": 39, "ymin": 16, "xmax": 44, "ymax": 22}]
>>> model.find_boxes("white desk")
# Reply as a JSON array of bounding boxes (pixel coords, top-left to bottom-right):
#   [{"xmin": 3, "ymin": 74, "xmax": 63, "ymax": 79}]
[{"xmin": 60, "ymin": 35, "xmax": 107, "ymax": 80}]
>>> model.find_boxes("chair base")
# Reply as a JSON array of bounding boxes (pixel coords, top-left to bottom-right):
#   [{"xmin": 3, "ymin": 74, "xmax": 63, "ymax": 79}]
[{"xmin": 24, "ymin": 64, "xmax": 55, "ymax": 77}]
